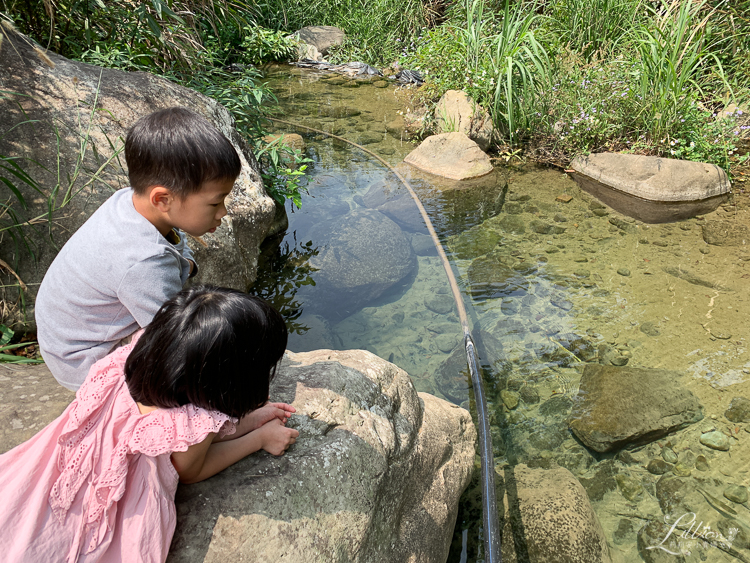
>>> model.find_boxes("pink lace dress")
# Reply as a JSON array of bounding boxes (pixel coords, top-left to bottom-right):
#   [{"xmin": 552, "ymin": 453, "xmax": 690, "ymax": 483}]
[{"xmin": 0, "ymin": 340, "xmax": 236, "ymax": 563}]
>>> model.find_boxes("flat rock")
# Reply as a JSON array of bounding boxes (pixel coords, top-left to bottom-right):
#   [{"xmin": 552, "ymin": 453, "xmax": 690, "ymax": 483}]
[
  {"xmin": 434, "ymin": 90, "xmax": 495, "ymax": 151},
  {"xmin": 404, "ymin": 133, "xmax": 493, "ymax": 181},
  {"xmin": 571, "ymin": 153, "xmax": 730, "ymax": 223},
  {"xmin": 501, "ymin": 464, "xmax": 612, "ymax": 563},
  {"xmin": 569, "ymin": 365, "xmax": 703, "ymax": 453},
  {"xmin": 702, "ymin": 220, "xmax": 750, "ymax": 246}
]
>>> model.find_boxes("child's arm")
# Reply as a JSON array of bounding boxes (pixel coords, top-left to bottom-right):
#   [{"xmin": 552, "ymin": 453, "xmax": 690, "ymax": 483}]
[
  {"xmin": 213, "ymin": 402, "xmax": 296, "ymax": 442},
  {"xmin": 171, "ymin": 418, "xmax": 299, "ymax": 484}
]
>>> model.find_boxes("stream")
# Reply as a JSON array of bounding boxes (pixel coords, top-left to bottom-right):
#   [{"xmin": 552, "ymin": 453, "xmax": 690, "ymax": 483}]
[{"xmin": 255, "ymin": 65, "xmax": 750, "ymax": 562}]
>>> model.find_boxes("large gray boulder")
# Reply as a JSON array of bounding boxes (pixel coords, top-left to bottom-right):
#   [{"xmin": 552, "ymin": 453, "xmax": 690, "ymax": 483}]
[
  {"xmin": 303, "ymin": 208, "xmax": 417, "ymax": 314},
  {"xmin": 293, "ymin": 25, "xmax": 346, "ymax": 61},
  {"xmin": 0, "ymin": 351, "xmax": 477, "ymax": 562},
  {"xmin": 501, "ymin": 464, "xmax": 612, "ymax": 563},
  {"xmin": 570, "ymin": 153, "xmax": 730, "ymax": 223},
  {"xmin": 569, "ymin": 365, "xmax": 704, "ymax": 453},
  {"xmin": 0, "ymin": 27, "xmax": 276, "ymax": 329},
  {"xmin": 404, "ymin": 133, "xmax": 494, "ymax": 181},
  {"xmin": 172, "ymin": 349, "xmax": 476, "ymax": 562},
  {"xmin": 434, "ymin": 90, "xmax": 495, "ymax": 152}
]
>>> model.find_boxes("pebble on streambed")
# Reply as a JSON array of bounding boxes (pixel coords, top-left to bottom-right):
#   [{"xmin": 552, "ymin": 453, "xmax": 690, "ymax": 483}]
[{"xmin": 699, "ymin": 430, "xmax": 731, "ymax": 451}]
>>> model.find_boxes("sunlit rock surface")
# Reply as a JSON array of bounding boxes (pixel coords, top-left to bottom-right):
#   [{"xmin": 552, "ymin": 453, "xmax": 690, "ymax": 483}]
[
  {"xmin": 500, "ymin": 464, "xmax": 612, "ymax": 563},
  {"xmin": 404, "ymin": 133, "xmax": 494, "ymax": 181},
  {"xmin": 570, "ymin": 153, "xmax": 730, "ymax": 223}
]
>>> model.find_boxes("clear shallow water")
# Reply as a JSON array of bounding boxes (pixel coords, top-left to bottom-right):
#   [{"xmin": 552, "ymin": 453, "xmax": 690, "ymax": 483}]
[{"xmin": 255, "ymin": 66, "xmax": 750, "ymax": 562}]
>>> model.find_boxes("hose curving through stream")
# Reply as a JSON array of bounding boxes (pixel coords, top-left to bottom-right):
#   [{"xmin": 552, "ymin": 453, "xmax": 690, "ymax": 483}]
[{"xmin": 267, "ymin": 117, "xmax": 502, "ymax": 562}]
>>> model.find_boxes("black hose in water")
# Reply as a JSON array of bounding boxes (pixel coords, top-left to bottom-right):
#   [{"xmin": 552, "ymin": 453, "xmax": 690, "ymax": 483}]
[{"xmin": 267, "ymin": 117, "xmax": 502, "ymax": 562}]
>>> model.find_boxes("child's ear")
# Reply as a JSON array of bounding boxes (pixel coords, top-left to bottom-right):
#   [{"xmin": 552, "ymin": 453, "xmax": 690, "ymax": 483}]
[{"xmin": 149, "ymin": 186, "xmax": 174, "ymax": 211}]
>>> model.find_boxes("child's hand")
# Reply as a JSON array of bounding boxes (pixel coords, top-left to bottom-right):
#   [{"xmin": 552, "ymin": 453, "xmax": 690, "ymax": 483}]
[
  {"xmin": 241, "ymin": 402, "xmax": 295, "ymax": 432},
  {"xmin": 257, "ymin": 418, "xmax": 299, "ymax": 456}
]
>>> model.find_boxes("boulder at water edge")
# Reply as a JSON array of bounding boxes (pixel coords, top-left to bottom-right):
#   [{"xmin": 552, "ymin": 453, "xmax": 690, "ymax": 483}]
[
  {"xmin": 434, "ymin": 90, "xmax": 495, "ymax": 152},
  {"xmin": 569, "ymin": 365, "xmax": 704, "ymax": 453},
  {"xmin": 0, "ymin": 351, "xmax": 476, "ymax": 563},
  {"xmin": 0, "ymin": 27, "xmax": 276, "ymax": 329},
  {"xmin": 501, "ymin": 464, "xmax": 612, "ymax": 563},
  {"xmin": 570, "ymin": 153, "xmax": 730, "ymax": 223},
  {"xmin": 293, "ymin": 26, "xmax": 346, "ymax": 61},
  {"xmin": 172, "ymin": 349, "xmax": 476, "ymax": 562},
  {"xmin": 303, "ymin": 208, "xmax": 417, "ymax": 314},
  {"xmin": 404, "ymin": 133, "xmax": 494, "ymax": 181}
]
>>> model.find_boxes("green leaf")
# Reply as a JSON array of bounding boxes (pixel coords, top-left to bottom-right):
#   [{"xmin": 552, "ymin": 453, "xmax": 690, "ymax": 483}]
[{"xmin": 0, "ymin": 324, "xmax": 13, "ymax": 347}]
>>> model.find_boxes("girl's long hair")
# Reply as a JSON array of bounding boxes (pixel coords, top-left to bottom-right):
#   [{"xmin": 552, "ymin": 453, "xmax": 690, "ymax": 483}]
[{"xmin": 125, "ymin": 285, "xmax": 287, "ymax": 418}]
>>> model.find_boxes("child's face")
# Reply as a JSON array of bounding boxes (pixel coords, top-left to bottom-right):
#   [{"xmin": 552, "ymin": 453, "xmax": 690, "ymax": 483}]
[{"xmin": 167, "ymin": 178, "xmax": 234, "ymax": 237}]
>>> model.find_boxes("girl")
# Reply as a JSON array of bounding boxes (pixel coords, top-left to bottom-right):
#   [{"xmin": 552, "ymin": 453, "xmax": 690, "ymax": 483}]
[{"xmin": 0, "ymin": 285, "xmax": 299, "ymax": 563}]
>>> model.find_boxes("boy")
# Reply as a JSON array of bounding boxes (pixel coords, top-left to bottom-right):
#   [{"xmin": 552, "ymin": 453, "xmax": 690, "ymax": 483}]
[{"xmin": 35, "ymin": 107, "xmax": 241, "ymax": 390}]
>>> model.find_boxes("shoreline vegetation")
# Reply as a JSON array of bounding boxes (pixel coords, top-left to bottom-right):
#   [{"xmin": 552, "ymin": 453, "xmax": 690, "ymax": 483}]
[{"xmin": 0, "ymin": 0, "xmax": 748, "ymax": 354}]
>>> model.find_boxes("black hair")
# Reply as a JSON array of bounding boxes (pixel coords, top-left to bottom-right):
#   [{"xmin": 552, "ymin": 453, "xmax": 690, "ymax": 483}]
[
  {"xmin": 125, "ymin": 107, "xmax": 242, "ymax": 198},
  {"xmin": 125, "ymin": 285, "xmax": 288, "ymax": 418}
]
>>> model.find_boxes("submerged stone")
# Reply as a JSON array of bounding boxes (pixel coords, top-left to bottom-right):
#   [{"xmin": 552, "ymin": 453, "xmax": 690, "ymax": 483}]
[
  {"xmin": 700, "ymin": 430, "xmax": 730, "ymax": 451},
  {"xmin": 569, "ymin": 365, "xmax": 703, "ymax": 453}
]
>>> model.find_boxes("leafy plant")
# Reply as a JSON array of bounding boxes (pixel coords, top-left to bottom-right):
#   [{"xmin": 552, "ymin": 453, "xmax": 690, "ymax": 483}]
[
  {"xmin": 633, "ymin": 0, "xmax": 729, "ymax": 143},
  {"xmin": 0, "ymin": 323, "xmax": 42, "ymax": 363},
  {"xmin": 489, "ymin": 0, "xmax": 550, "ymax": 145},
  {"xmin": 240, "ymin": 24, "xmax": 298, "ymax": 65}
]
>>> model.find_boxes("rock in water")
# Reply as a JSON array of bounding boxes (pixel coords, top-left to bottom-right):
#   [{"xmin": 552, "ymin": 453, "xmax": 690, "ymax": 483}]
[
  {"xmin": 501, "ymin": 464, "xmax": 612, "ymax": 563},
  {"xmin": 305, "ymin": 209, "xmax": 417, "ymax": 314},
  {"xmin": 569, "ymin": 365, "xmax": 703, "ymax": 453},
  {"xmin": 404, "ymin": 133, "xmax": 493, "ymax": 180},
  {"xmin": 571, "ymin": 153, "xmax": 730, "ymax": 223}
]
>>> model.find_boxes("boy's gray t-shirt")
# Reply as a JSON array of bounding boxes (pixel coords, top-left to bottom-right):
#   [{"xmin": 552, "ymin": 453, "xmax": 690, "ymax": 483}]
[{"xmin": 35, "ymin": 187, "xmax": 195, "ymax": 390}]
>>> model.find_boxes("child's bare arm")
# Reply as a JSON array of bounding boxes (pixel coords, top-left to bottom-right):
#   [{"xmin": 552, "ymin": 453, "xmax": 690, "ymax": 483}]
[
  {"xmin": 213, "ymin": 402, "xmax": 295, "ymax": 442},
  {"xmin": 171, "ymin": 419, "xmax": 299, "ymax": 484}
]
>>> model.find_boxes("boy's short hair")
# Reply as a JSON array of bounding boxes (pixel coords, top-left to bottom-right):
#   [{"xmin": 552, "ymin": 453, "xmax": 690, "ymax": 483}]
[{"xmin": 125, "ymin": 107, "xmax": 242, "ymax": 198}]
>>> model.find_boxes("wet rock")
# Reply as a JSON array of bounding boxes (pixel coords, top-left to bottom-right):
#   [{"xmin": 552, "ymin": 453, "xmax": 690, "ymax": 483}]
[
  {"xmin": 655, "ymin": 475, "xmax": 702, "ymax": 515},
  {"xmin": 637, "ymin": 520, "xmax": 687, "ymax": 563},
  {"xmin": 724, "ymin": 484, "xmax": 748, "ymax": 504},
  {"xmin": 569, "ymin": 365, "xmax": 704, "ymax": 453},
  {"xmin": 306, "ymin": 209, "xmax": 416, "ymax": 314},
  {"xmin": 647, "ymin": 459, "xmax": 671, "ymax": 475},
  {"xmin": 613, "ymin": 519, "xmax": 635, "ymax": 545},
  {"xmin": 554, "ymin": 213, "xmax": 568, "ymax": 222},
  {"xmin": 467, "ymin": 254, "xmax": 530, "ymax": 301},
  {"xmin": 434, "ymin": 90, "xmax": 495, "ymax": 151},
  {"xmin": 500, "ymin": 464, "xmax": 612, "ymax": 563},
  {"xmin": 695, "ymin": 455, "xmax": 709, "ymax": 471},
  {"xmin": 609, "ymin": 217, "xmax": 637, "ymax": 234},
  {"xmin": 702, "ymin": 220, "xmax": 750, "ymax": 246},
  {"xmin": 519, "ymin": 386, "xmax": 540, "ymax": 404},
  {"xmin": 610, "ymin": 356, "xmax": 629, "ymax": 366},
  {"xmin": 672, "ymin": 463, "xmax": 691, "ymax": 477},
  {"xmin": 616, "ymin": 450, "xmax": 639, "ymax": 465},
  {"xmin": 424, "ymin": 294, "xmax": 454, "ymax": 315},
  {"xmin": 700, "ymin": 430, "xmax": 730, "ymax": 451},
  {"xmin": 662, "ymin": 447, "xmax": 678, "ymax": 464},
  {"xmin": 318, "ymin": 105, "xmax": 361, "ymax": 118},
  {"xmin": 540, "ymin": 395, "xmax": 573, "ymax": 417},
  {"xmin": 404, "ymin": 133, "xmax": 493, "ymax": 180},
  {"xmin": 578, "ymin": 459, "xmax": 619, "ymax": 501},
  {"xmin": 496, "ymin": 214, "xmax": 526, "ymax": 234},
  {"xmin": 357, "ymin": 132, "xmax": 382, "ymax": 145},
  {"xmin": 592, "ymin": 208, "xmax": 609, "ymax": 217},
  {"xmin": 449, "ymin": 226, "xmax": 501, "ymax": 259},
  {"xmin": 550, "ymin": 294, "xmax": 574, "ymax": 311},
  {"xmin": 640, "ymin": 322, "xmax": 660, "ymax": 337},
  {"xmin": 615, "ymin": 473, "xmax": 643, "ymax": 502},
  {"xmin": 410, "ymin": 232, "xmax": 438, "ymax": 256},
  {"xmin": 529, "ymin": 219, "xmax": 566, "ymax": 235},
  {"xmin": 663, "ymin": 265, "xmax": 731, "ymax": 291},
  {"xmin": 501, "ymin": 390, "xmax": 520, "ymax": 410},
  {"xmin": 434, "ymin": 347, "xmax": 471, "ymax": 404},
  {"xmin": 725, "ymin": 396, "xmax": 750, "ymax": 422},
  {"xmin": 435, "ymin": 334, "xmax": 458, "ymax": 353},
  {"xmin": 617, "ymin": 268, "xmax": 631, "ymax": 277}
]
